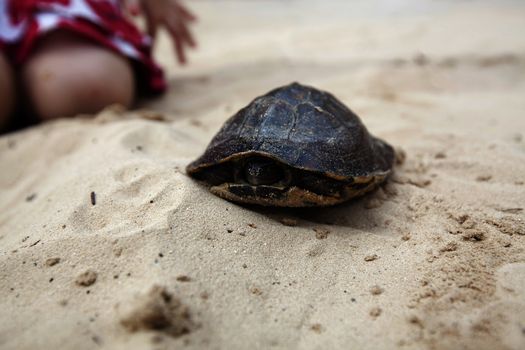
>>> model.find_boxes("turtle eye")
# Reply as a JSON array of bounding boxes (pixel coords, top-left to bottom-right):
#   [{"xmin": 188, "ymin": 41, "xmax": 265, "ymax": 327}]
[{"xmin": 244, "ymin": 158, "xmax": 284, "ymax": 186}]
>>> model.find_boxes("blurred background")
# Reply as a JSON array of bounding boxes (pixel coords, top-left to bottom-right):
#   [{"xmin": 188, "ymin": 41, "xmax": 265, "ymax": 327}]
[{"xmin": 144, "ymin": 0, "xmax": 525, "ymax": 126}]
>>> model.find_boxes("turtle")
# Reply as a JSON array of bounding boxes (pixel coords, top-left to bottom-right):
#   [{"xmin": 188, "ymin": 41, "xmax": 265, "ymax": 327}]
[{"xmin": 186, "ymin": 82, "xmax": 395, "ymax": 207}]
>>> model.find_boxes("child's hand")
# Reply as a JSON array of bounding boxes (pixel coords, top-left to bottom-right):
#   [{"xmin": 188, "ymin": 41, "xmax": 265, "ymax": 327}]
[{"xmin": 125, "ymin": 0, "xmax": 197, "ymax": 65}]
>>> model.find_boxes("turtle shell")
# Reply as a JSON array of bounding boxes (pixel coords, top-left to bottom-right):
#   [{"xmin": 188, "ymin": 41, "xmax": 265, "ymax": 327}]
[{"xmin": 186, "ymin": 82, "xmax": 395, "ymax": 206}]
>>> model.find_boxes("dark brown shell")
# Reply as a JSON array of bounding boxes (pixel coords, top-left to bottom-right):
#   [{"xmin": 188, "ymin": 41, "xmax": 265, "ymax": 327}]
[{"xmin": 187, "ymin": 82, "xmax": 394, "ymax": 180}]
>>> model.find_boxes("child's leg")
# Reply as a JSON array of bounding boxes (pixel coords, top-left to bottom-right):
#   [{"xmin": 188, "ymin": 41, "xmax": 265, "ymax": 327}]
[
  {"xmin": 0, "ymin": 52, "xmax": 16, "ymax": 129},
  {"xmin": 22, "ymin": 30, "xmax": 135, "ymax": 121}
]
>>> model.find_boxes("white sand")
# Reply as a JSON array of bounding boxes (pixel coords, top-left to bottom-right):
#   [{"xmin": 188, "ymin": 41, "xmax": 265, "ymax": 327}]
[{"xmin": 1, "ymin": 1, "xmax": 525, "ymax": 349}]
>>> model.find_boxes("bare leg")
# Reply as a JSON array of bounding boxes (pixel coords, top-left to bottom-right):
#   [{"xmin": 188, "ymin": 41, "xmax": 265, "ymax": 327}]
[
  {"xmin": 0, "ymin": 52, "xmax": 16, "ymax": 129},
  {"xmin": 22, "ymin": 31, "xmax": 135, "ymax": 121}
]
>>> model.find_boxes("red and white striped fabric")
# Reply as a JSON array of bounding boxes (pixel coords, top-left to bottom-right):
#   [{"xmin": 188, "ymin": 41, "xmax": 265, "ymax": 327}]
[{"xmin": 0, "ymin": 0, "xmax": 166, "ymax": 94}]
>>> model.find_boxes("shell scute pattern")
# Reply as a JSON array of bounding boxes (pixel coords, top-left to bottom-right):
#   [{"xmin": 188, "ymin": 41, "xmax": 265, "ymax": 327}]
[{"xmin": 186, "ymin": 82, "xmax": 395, "ymax": 207}]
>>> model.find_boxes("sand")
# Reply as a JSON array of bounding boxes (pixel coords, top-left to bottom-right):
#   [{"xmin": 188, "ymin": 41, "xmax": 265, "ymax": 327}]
[{"xmin": 1, "ymin": 1, "xmax": 525, "ymax": 349}]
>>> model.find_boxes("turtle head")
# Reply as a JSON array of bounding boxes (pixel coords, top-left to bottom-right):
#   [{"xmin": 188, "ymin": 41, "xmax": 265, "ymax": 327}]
[
  {"xmin": 187, "ymin": 152, "xmax": 362, "ymax": 207},
  {"xmin": 242, "ymin": 157, "xmax": 286, "ymax": 186}
]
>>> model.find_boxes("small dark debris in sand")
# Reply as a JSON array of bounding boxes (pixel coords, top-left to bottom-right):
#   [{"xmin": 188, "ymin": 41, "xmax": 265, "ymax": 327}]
[
  {"xmin": 136, "ymin": 145, "xmax": 143, "ymax": 151},
  {"xmin": 45, "ymin": 257, "xmax": 60, "ymax": 267},
  {"xmin": 49, "ymin": 278, "xmax": 54, "ymax": 283},
  {"xmin": 190, "ymin": 119, "xmax": 203, "ymax": 127},
  {"xmin": 369, "ymin": 307, "xmax": 382, "ymax": 318},
  {"xmin": 76, "ymin": 270, "xmax": 98, "ymax": 287},
  {"xmin": 250, "ymin": 287, "xmax": 263, "ymax": 296},
  {"xmin": 370, "ymin": 285, "xmax": 384, "ymax": 295},
  {"xmin": 364, "ymin": 254, "xmax": 379, "ymax": 262},
  {"xmin": 90, "ymin": 191, "xmax": 96, "ymax": 206},
  {"xmin": 401, "ymin": 233, "xmax": 411, "ymax": 241},
  {"xmin": 227, "ymin": 229, "xmax": 233, "ymax": 233},
  {"xmin": 29, "ymin": 239, "xmax": 41, "ymax": 247},
  {"xmin": 314, "ymin": 228, "xmax": 330, "ymax": 240},
  {"xmin": 434, "ymin": 152, "xmax": 446, "ymax": 159},
  {"xmin": 25, "ymin": 193, "xmax": 37, "ymax": 202},
  {"xmin": 200, "ymin": 291, "xmax": 209, "ymax": 300},
  {"xmin": 501, "ymin": 240, "xmax": 512, "ymax": 248},
  {"xmin": 121, "ymin": 285, "xmax": 195, "ymax": 338},
  {"xmin": 408, "ymin": 315, "xmax": 424, "ymax": 328},
  {"xmin": 113, "ymin": 247, "xmax": 123, "ymax": 257},
  {"xmin": 91, "ymin": 335, "xmax": 102, "ymax": 345},
  {"xmin": 440, "ymin": 242, "xmax": 458, "ymax": 252},
  {"xmin": 310, "ymin": 323, "xmax": 323, "ymax": 333},
  {"xmin": 476, "ymin": 175, "xmax": 492, "ymax": 182},
  {"xmin": 247, "ymin": 223, "xmax": 257, "ymax": 229},
  {"xmin": 378, "ymin": 90, "xmax": 397, "ymax": 102},
  {"xmin": 176, "ymin": 275, "xmax": 191, "ymax": 282},
  {"xmin": 413, "ymin": 52, "xmax": 430, "ymax": 66},
  {"xmin": 462, "ymin": 230, "xmax": 485, "ymax": 241},
  {"xmin": 242, "ymin": 263, "xmax": 248, "ymax": 269},
  {"xmin": 280, "ymin": 217, "xmax": 298, "ymax": 226}
]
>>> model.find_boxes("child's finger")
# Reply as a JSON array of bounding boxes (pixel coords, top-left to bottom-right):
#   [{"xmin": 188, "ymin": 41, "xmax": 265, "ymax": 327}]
[
  {"xmin": 168, "ymin": 14, "xmax": 194, "ymax": 48},
  {"xmin": 146, "ymin": 18, "xmax": 157, "ymax": 39},
  {"xmin": 179, "ymin": 21, "xmax": 197, "ymax": 48},
  {"xmin": 143, "ymin": 8, "xmax": 158, "ymax": 39},
  {"xmin": 170, "ymin": 8, "xmax": 196, "ymax": 48},
  {"xmin": 176, "ymin": 2, "xmax": 198, "ymax": 22},
  {"xmin": 169, "ymin": 28, "xmax": 186, "ymax": 64}
]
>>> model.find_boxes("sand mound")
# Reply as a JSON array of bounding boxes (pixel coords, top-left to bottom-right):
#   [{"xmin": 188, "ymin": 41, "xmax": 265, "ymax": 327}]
[{"xmin": 120, "ymin": 285, "xmax": 196, "ymax": 337}]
